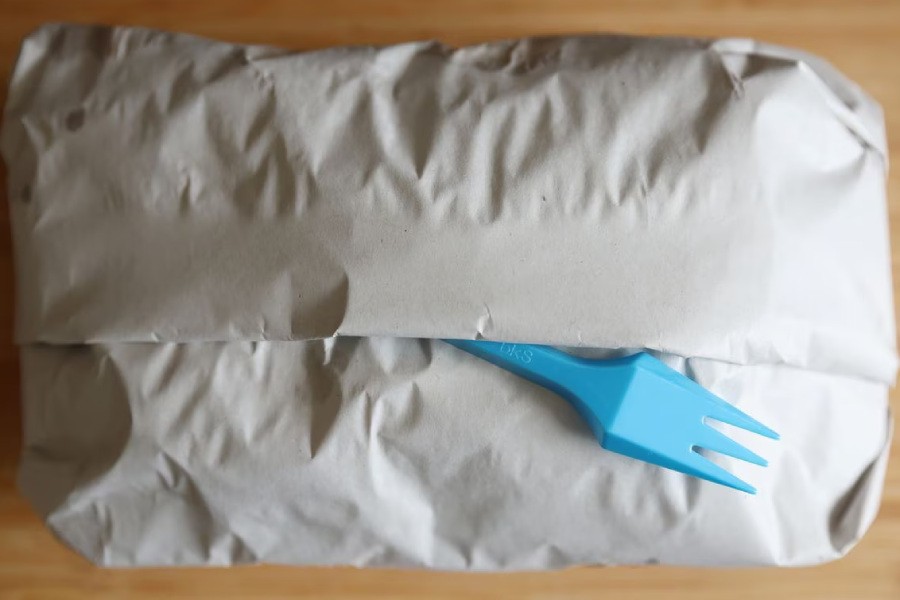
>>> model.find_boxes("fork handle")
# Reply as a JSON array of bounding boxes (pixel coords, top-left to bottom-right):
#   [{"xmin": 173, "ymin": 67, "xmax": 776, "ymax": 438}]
[{"xmin": 443, "ymin": 339, "xmax": 583, "ymax": 401}]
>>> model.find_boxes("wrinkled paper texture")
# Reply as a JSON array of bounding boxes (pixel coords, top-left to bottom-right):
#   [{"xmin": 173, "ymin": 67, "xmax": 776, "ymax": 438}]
[{"xmin": 1, "ymin": 24, "xmax": 896, "ymax": 568}]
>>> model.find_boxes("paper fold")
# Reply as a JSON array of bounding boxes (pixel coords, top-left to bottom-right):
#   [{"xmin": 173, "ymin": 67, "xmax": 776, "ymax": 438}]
[{"xmin": 2, "ymin": 24, "xmax": 895, "ymax": 568}]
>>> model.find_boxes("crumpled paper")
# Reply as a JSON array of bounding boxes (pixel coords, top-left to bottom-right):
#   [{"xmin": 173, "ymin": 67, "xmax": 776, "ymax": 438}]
[{"xmin": 1, "ymin": 24, "xmax": 895, "ymax": 568}]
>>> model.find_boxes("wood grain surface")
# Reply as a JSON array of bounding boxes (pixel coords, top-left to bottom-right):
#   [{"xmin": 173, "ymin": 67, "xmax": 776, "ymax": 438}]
[{"xmin": 0, "ymin": 1, "xmax": 898, "ymax": 598}]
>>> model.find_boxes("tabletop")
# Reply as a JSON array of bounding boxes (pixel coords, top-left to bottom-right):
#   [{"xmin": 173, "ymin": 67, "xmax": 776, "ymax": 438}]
[{"xmin": 0, "ymin": 1, "xmax": 898, "ymax": 598}]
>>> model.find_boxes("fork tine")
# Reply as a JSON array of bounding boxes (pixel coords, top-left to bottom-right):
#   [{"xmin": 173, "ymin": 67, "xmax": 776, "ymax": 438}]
[
  {"xmin": 682, "ymin": 449, "xmax": 757, "ymax": 494},
  {"xmin": 648, "ymin": 358, "xmax": 780, "ymax": 441},
  {"xmin": 694, "ymin": 425, "xmax": 768, "ymax": 466},
  {"xmin": 604, "ymin": 434, "xmax": 759, "ymax": 494},
  {"xmin": 704, "ymin": 400, "xmax": 780, "ymax": 440}
]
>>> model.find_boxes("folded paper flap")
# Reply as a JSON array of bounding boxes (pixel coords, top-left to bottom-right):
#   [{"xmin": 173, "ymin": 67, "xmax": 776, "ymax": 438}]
[
  {"xmin": 710, "ymin": 38, "xmax": 888, "ymax": 161},
  {"xmin": 3, "ymin": 24, "xmax": 896, "ymax": 384}
]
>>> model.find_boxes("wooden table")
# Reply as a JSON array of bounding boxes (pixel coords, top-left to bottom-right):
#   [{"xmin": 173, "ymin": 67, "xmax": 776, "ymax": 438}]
[{"xmin": 0, "ymin": 1, "xmax": 897, "ymax": 598}]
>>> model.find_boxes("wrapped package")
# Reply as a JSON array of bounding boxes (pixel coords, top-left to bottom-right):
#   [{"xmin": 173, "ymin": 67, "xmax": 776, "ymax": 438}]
[{"xmin": 1, "ymin": 23, "xmax": 895, "ymax": 568}]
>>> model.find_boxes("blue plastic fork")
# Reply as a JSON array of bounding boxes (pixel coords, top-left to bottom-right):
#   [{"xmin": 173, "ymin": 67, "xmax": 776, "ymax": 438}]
[{"xmin": 445, "ymin": 339, "xmax": 779, "ymax": 494}]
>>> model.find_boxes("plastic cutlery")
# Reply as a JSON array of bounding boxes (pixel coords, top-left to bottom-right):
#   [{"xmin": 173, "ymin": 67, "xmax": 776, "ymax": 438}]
[{"xmin": 445, "ymin": 339, "xmax": 779, "ymax": 494}]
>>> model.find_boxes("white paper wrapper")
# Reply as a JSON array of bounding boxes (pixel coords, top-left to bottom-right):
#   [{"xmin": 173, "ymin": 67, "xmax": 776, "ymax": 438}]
[{"xmin": 2, "ymin": 24, "xmax": 895, "ymax": 568}]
